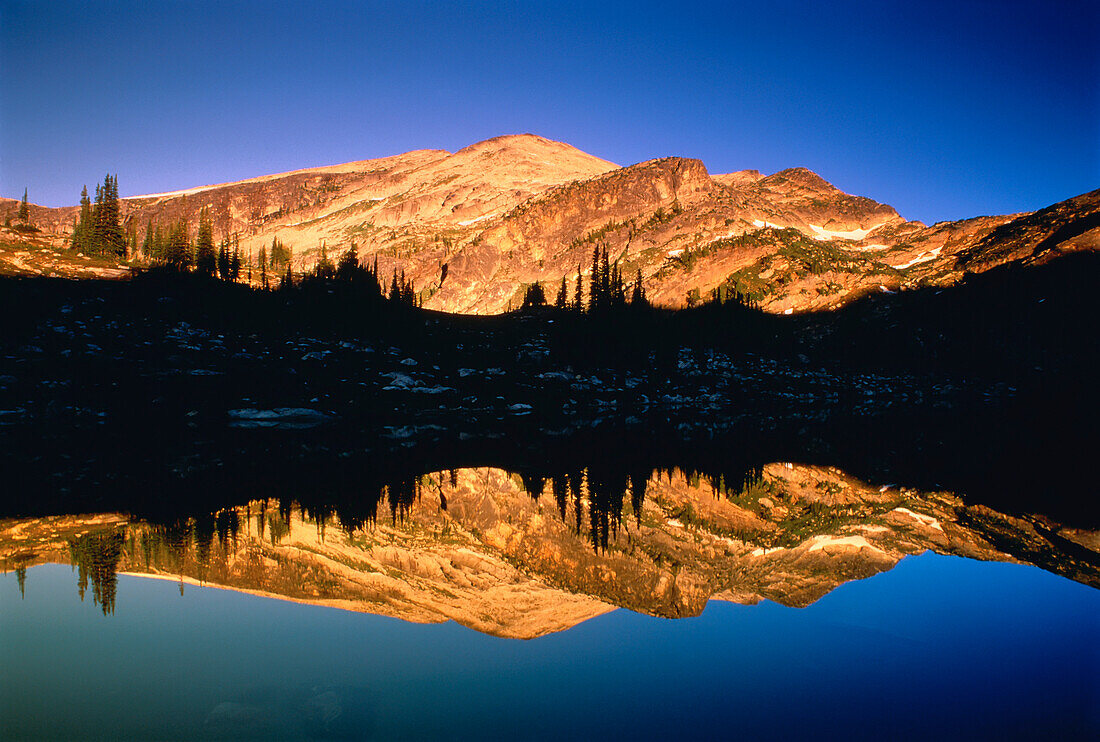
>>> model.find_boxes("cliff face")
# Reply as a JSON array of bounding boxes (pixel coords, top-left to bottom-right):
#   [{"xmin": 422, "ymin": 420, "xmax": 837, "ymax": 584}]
[
  {"xmin": 3, "ymin": 134, "xmax": 1098, "ymax": 314},
  {"xmin": 3, "ymin": 463, "xmax": 1095, "ymax": 638}
]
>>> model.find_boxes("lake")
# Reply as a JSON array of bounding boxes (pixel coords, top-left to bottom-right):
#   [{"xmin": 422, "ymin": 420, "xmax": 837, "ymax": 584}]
[{"xmin": 2, "ymin": 462, "xmax": 1097, "ymax": 740}]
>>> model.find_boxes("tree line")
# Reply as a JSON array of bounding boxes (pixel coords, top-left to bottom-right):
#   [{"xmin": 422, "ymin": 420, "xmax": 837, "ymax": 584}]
[
  {"xmin": 522, "ymin": 243, "xmax": 647, "ymax": 313},
  {"xmin": 62, "ymin": 177, "xmax": 748, "ymax": 318}
]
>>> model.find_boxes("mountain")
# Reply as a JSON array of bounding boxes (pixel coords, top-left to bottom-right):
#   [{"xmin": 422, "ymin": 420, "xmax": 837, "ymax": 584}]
[{"xmin": 3, "ymin": 134, "xmax": 1098, "ymax": 313}]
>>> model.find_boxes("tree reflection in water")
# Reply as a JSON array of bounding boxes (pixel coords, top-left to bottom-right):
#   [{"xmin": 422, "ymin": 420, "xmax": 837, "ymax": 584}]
[
  {"xmin": 2, "ymin": 455, "xmax": 1093, "ymax": 629},
  {"xmin": 68, "ymin": 531, "xmax": 125, "ymax": 615}
]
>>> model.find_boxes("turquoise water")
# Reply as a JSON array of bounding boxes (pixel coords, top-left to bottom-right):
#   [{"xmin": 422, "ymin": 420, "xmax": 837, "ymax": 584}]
[{"xmin": 2, "ymin": 553, "xmax": 1097, "ymax": 741}]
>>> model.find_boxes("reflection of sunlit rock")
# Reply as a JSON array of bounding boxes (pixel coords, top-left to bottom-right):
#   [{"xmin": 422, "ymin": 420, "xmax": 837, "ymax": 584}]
[{"xmin": 1, "ymin": 463, "xmax": 1096, "ymax": 638}]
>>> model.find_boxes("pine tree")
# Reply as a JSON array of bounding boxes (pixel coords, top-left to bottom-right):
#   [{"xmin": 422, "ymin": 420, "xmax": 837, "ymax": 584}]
[
  {"xmin": 230, "ymin": 241, "xmax": 242, "ymax": 281},
  {"xmin": 574, "ymin": 267, "xmax": 584, "ymax": 312},
  {"xmin": 631, "ymin": 268, "xmax": 646, "ymax": 305},
  {"xmin": 88, "ymin": 175, "xmax": 125, "ymax": 256},
  {"xmin": 71, "ymin": 185, "xmax": 92, "ymax": 253},
  {"xmin": 90, "ymin": 182, "xmax": 105, "ymax": 254},
  {"xmin": 108, "ymin": 175, "xmax": 126, "ymax": 255},
  {"xmin": 258, "ymin": 246, "xmax": 268, "ymax": 288},
  {"xmin": 195, "ymin": 208, "xmax": 216, "ymax": 276},
  {"xmin": 154, "ymin": 223, "xmax": 168, "ymax": 261},
  {"xmin": 611, "ymin": 261, "xmax": 625, "ymax": 307},
  {"xmin": 141, "ymin": 219, "xmax": 155, "ymax": 259},
  {"xmin": 522, "ymin": 282, "xmax": 546, "ymax": 308},
  {"xmin": 600, "ymin": 247, "xmax": 611, "ymax": 305},
  {"xmin": 555, "ymin": 275, "xmax": 568, "ymax": 308},
  {"xmin": 336, "ymin": 242, "xmax": 360, "ymax": 281},
  {"xmin": 18, "ymin": 188, "xmax": 29, "ymax": 222},
  {"xmin": 270, "ymin": 237, "xmax": 292, "ymax": 270},
  {"xmin": 165, "ymin": 219, "xmax": 191, "ymax": 270},
  {"xmin": 591, "ymin": 245, "xmax": 601, "ymax": 310},
  {"xmin": 314, "ymin": 240, "xmax": 334, "ymax": 279},
  {"xmin": 217, "ymin": 237, "xmax": 230, "ymax": 280}
]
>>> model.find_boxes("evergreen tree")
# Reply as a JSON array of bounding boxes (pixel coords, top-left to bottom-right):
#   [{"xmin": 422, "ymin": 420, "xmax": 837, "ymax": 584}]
[
  {"xmin": 611, "ymin": 260, "xmax": 625, "ymax": 307},
  {"xmin": 402, "ymin": 270, "xmax": 418, "ymax": 306},
  {"xmin": 155, "ymin": 223, "xmax": 168, "ymax": 261},
  {"xmin": 600, "ymin": 246, "xmax": 611, "ymax": 305},
  {"xmin": 314, "ymin": 241, "xmax": 334, "ymax": 279},
  {"xmin": 98, "ymin": 175, "xmax": 125, "ymax": 256},
  {"xmin": 268, "ymin": 236, "xmax": 291, "ymax": 270},
  {"xmin": 107, "ymin": 175, "xmax": 126, "ymax": 255},
  {"xmin": 555, "ymin": 275, "xmax": 568, "ymax": 308},
  {"xmin": 574, "ymin": 267, "xmax": 584, "ymax": 312},
  {"xmin": 258, "ymin": 246, "xmax": 268, "ymax": 288},
  {"xmin": 90, "ymin": 182, "xmax": 105, "ymax": 253},
  {"xmin": 195, "ymin": 208, "xmax": 216, "ymax": 276},
  {"xmin": 141, "ymin": 219, "xmax": 155, "ymax": 259},
  {"xmin": 88, "ymin": 175, "xmax": 125, "ymax": 256},
  {"xmin": 216, "ymin": 237, "xmax": 230, "ymax": 280},
  {"xmin": 631, "ymin": 268, "xmax": 647, "ymax": 305},
  {"xmin": 230, "ymin": 234, "xmax": 241, "ymax": 281},
  {"xmin": 164, "ymin": 219, "xmax": 191, "ymax": 270},
  {"xmin": 522, "ymin": 282, "xmax": 546, "ymax": 308},
  {"xmin": 18, "ymin": 188, "xmax": 29, "ymax": 222},
  {"xmin": 590, "ymin": 245, "xmax": 602, "ymax": 310},
  {"xmin": 71, "ymin": 185, "xmax": 92, "ymax": 253},
  {"xmin": 336, "ymin": 242, "xmax": 360, "ymax": 281}
]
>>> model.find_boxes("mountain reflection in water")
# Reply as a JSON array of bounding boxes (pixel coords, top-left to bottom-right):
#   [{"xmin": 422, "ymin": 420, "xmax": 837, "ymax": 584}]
[{"xmin": 2, "ymin": 462, "xmax": 1097, "ymax": 638}]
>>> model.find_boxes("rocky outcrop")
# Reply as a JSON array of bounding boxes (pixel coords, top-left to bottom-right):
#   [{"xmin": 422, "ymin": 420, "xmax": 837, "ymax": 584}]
[{"xmin": 953, "ymin": 188, "xmax": 1100, "ymax": 271}]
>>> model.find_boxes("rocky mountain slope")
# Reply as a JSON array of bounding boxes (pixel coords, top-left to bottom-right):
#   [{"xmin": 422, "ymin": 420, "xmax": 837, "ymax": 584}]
[
  {"xmin": 3, "ymin": 464, "xmax": 1096, "ymax": 638},
  {"xmin": 3, "ymin": 134, "xmax": 1098, "ymax": 313}
]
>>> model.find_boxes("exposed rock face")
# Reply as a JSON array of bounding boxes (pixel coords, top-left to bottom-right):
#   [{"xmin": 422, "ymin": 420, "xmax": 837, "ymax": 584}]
[
  {"xmin": 3, "ymin": 464, "xmax": 1095, "ymax": 638},
  {"xmin": 434, "ymin": 157, "xmax": 714, "ymax": 312},
  {"xmin": 954, "ymin": 189, "xmax": 1100, "ymax": 271},
  {"xmin": 3, "ymin": 134, "xmax": 1098, "ymax": 313}
]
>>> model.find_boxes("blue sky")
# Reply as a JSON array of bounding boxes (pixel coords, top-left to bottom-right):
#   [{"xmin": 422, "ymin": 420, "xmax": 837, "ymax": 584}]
[{"xmin": 1, "ymin": 0, "xmax": 1096, "ymax": 222}]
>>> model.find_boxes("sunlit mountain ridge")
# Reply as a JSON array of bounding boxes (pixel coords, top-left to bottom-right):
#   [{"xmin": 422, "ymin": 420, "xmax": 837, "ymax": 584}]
[{"xmin": 3, "ymin": 134, "xmax": 1097, "ymax": 313}]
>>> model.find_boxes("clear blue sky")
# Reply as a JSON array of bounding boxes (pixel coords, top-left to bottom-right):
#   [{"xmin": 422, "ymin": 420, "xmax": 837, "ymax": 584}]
[{"xmin": 1, "ymin": 0, "xmax": 1096, "ymax": 223}]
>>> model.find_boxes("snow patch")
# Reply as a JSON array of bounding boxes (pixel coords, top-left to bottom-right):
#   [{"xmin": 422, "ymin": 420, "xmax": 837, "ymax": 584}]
[
  {"xmin": 892, "ymin": 507, "xmax": 943, "ymax": 531},
  {"xmin": 125, "ymin": 185, "xmax": 216, "ymax": 200},
  {"xmin": 891, "ymin": 246, "xmax": 943, "ymax": 270},
  {"xmin": 807, "ymin": 223, "xmax": 887, "ymax": 241},
  {"xmin": 805, "ymin": 534, "xmax": 887, "ymax": 554}
]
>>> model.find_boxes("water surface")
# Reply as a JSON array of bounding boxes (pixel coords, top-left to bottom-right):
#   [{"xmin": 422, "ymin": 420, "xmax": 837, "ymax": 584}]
[
  {"xmin": 2, "ymin": 555, "xmax": 1097, "ymax": 741},
  {"xmin": 2, "ymin": 461, "xmax": 1098, "ymax": 740}
]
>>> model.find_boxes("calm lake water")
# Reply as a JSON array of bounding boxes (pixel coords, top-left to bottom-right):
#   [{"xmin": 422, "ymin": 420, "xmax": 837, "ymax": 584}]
[
  {"xmin": 2, "ymin": 459, "xmax": 1099, "ymax": 740},
  {"xmin": 2, "ymin": 554, "xmax": 1097, "ymax": 741}
]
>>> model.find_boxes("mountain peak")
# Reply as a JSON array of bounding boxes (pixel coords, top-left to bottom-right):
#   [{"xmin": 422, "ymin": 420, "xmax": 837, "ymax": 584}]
[
  {"xmin": 452, "ymin": 134, "xmax": 618, "ymax": 168},
  {"xmin": 764, "ymin": 166, "xmax": 835, "ymax": 191}
]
